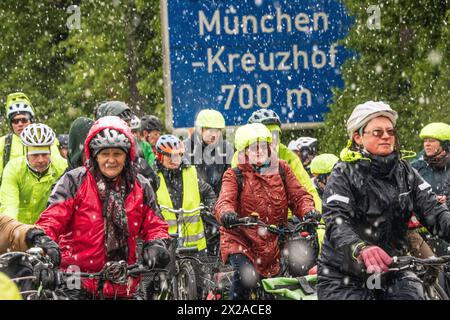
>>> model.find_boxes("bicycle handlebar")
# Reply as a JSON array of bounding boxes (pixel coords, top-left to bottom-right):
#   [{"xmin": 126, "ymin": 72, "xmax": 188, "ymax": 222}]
[
  {"xmin": 159, "ymin": 205, "xmax": 206, "ymax": 214},
  {"xmin": 60, "ymin": 261, "xmax": 165, "ymax": 282},
  {"xmin": 229, "ymin": 217, "xmax": 319, "ymax": 235},
  {"xmin": 1, "ymin": 249, "xmax": 163, "ymax": 286},
  {"xmin": 389, "ymin": 255, "xmax": 450, "ymax": 270}
]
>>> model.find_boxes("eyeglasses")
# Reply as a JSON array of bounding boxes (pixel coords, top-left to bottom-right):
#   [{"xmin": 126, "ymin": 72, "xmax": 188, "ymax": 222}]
[
  {"xmin": 11, "ymin": 118, "xmax": 30, "ymax": 124},
  {"xmin": 247, "ymin": 142, "xmax": 269, "ymax": 153},
  {"xmin": 363, "ymin": 128, "xmax": 396, "ymax": 138}
]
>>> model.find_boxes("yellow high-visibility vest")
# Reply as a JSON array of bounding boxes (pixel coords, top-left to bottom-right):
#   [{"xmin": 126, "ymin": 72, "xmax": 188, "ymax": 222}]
[{"xmin": 157, "ymin": 166, "xmax": 206, "ymax": 251}]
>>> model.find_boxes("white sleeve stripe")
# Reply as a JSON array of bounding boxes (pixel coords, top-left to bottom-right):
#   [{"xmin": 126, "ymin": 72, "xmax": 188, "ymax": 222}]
[
  {"xmin": 418, "ymin": 181, "xmax": 431, "ymax": 191},
  {"xmin": 327, "ymin": 194, "xmax": 350, "ymax": 204}
]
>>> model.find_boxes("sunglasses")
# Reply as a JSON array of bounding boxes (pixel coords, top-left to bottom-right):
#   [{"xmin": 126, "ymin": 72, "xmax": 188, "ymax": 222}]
[
  {"xmin": 363, "ymin": 128, "xmax": 396, "ymax": 138},
  {"xmin": 11, "ymin": 118, "xmax": 30, "ymax": 124}
]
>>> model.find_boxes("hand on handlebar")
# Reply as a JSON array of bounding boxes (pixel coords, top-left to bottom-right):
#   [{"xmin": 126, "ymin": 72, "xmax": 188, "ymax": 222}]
[
  {"xmin": 26, "ymin": 228, "xmax": 61, "ymax": 267},
  {"xmin": 303, "ymin": 210, "xmax": 321, "ymax": 223},
  {"xmin": 358, "ymin": 245, "xmax": 393, "ymax": 273},
  {"xmin": 143, "ymin": 239, "xmax": 171, "ymax": 269},
  {"xmin": 221, "ymin": 212, "xmax": 240, "ymax": 229},
  {"xmin": 437, "ymin": 195, "xmax": 447, "ymax": 204}
]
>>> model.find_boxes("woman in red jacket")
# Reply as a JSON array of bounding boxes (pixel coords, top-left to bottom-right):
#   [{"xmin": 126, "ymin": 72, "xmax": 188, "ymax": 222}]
[
  {"xmin": 215, "ymin": 123, "xmax": 319, "ymax": 300},
  {"xmin": 36, "ymin": 116, "xmax": 170, "ymax": 299}
]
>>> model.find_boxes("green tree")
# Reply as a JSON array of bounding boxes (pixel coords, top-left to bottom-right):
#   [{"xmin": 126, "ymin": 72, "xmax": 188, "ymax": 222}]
[
  {"xmin": 53, "ymin": 0, "xmax": 165, "ymax": 131},
  {"xmin": 0, "ymin": 0, "xmax": 70, "ymax": 134},
  {"xmin": 0, "ymin": 0, "xmax": 165, "ymax": 135},
  {"xmin": 318, "ymin": 0, "xmax": 450, "ymax": 155}
]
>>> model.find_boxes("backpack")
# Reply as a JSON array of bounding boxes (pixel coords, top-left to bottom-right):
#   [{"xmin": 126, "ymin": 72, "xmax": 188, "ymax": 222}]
[
  {"xmin": 2, "ymin": 133, "xmax": 13, "ymax": 169},
  {"xmin": 0, "ymin": 133, "xmax": 13, "ymax": 185}
]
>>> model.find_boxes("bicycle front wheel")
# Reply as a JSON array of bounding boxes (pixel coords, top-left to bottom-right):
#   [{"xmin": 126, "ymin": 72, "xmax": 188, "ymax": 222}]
[{"xmin": 176, "ymin": 260, "xmax": 198, "ymax": 300}]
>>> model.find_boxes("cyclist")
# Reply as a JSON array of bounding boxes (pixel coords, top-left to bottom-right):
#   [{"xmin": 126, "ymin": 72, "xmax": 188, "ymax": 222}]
[
  {"xmin": 184, "ymin": 109, "xmax": 234, "ymax": 196},
  {"xmin": 215, "ymin": 123, "xmax": 319, "ymax": 300},
  {"xmin": 35, "ymin": 116, "xmax": 170, "ymax": 299},
  {"xmin": 317, "ymin": 101, "xmax": 450, "ymax": 300},
  {"xmin": 288, "ymin": 137, "xmax": 319, "ymax": 176},
  {"xmin": 131, "ymin": 115, "xmax": 156, "ymax": 167},
  {"xmin": 95, "ymin": 101, "xmax": 159, "ymax": 192},
  {"xmin": 408, "ymin": 123, "xmax": 450, "ymax": 273},
  {"xmin": 94, "ymin": 100, "xmax": 133, "ymax": 124},
  {"xmin": 141, "ymin": 115, "xmax": 163, "ymax": 157},
  {"xmin": 66, "ymin": 117, "xmax": 94, "ymax": 171},
  {"xmin": 0, "ymin": 92, "xmax": 63, "ymax": 182},
  {"xmin": 232, "ymin": 109, "xmax": 322, "ymax": 212},
  {"xmin": 155, "ymin": 134, "xmax": 217, "ymax": 254},
  {"xmin": 412, "ymin": 122, "xmax": 450, "ymax": 203},
  {"xmin": 310, "ymin": 153, "xmax": 339, "ymax": 199},
  {"xmin": 0, "ymin": 124, "xmax": 67, "ymax": 224},
  {"xmin": 57, "ymin": 134, "xmax": 69, "ymax": 159},
  {"xmin": 183, "ymin": 109, "xmax": 232, "ymax": 255}
]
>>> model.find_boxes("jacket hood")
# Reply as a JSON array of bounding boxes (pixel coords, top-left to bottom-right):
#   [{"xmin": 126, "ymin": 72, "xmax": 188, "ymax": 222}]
[
  {"xmin": 84, "ymin": 116, "xmax": 136, "ymax": 161},
  {"xmin": 68, "ymin": 117, "xmax": 94, "ymax": 169}
]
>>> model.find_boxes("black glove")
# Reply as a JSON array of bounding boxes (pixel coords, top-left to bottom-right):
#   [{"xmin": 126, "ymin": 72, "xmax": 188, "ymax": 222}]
[
  {"xmin": 26, "ymin": 228, "xmax": 61, "ymax": 267},
  {"xmin": 221, "ymin": 212, "xmax": 240, "ymax": 229},
  {"xmin": 33, "ymin": 262, "xmax": 59, "ymax": 290},
  {"xmin": 304, "ymin": 210, "xmax": 321, "ymax": 222},
  {"xmin": 143, "ymin": 240, "xmax": 171, "ymax": 269}
]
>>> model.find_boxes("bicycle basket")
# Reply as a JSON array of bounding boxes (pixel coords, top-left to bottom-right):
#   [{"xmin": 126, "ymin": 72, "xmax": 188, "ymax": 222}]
[
  {"xmin": 0, "ymin": 252, "xmax": 35, "ymax": 297},
  {"xmin": 285, "ymin": 235, "xmax": 319, "ymax": 276}
]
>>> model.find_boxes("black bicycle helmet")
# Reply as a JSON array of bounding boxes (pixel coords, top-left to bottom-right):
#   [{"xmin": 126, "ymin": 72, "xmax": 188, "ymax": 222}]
[
  {"xmin": 141, "ymin": 115, "xmax": 163, "ymax": 132},
  {"xmin": 57, "ymin": 134, "xmax": 69, "ymax": 148},
  {"xmin": 95, "ymin": 101, "xmax": 132, "ymax": 122},
  {"xmin": 247, "ymin": 109, "xmax": 281, "ymax": 127}
]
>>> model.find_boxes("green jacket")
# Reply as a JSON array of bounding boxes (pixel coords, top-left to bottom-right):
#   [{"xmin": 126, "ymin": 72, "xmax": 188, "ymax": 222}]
[
  {"xmin": 232, "ymin": 143, "xmax": 322, "ymax": 211},
  {"xmin": 0, "ymin": 133, "xmax": 65, "ymax": 180},
  {"xmin": 139, "ymin": 140, "xmax": 156, "ymax": 167},
  {"xmin": 0, "ymin": 155, "xmax": 67, "ymax": 224}
]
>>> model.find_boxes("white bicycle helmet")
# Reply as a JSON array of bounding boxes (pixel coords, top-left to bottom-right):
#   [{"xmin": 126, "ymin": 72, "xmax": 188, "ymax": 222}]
[
  {"xmin": 346, "ymin": 101, "xmax": 398, "ymax": 138},
  {"xmin": 130, "ymin": 115, "xmax": 141, "ymax": 131},
  {"xmin": 156, "ymin": 134, "xmax": 185, "ymax": 155},
  {"xmin": 5, "ymin": 92, "xmax": 35, "ymax": 120},
  {"xmin": 296, "ymin": 137, "xmax": 318, "ymax": 152},
  {"xmin": 20, "ymin": 123, "xmax": 55, "ymax": 147},
  {"xmin": 89, "ymin": 128, "xmax": 132, "ymax": 157},
  {"xmin": 288, "ymin": 137, "xmax": 318, "ymax": 152}
]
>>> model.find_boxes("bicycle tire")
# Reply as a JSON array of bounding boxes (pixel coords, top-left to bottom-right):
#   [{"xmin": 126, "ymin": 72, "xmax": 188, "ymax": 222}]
[
  {"xmin": 426, "ymin": 283, "xmax": 449, "ymax": 300},
  {"xmin": 176, "ymin": 260, "xmax": 198, "ymax": 300},
  {"xmin": 139, "ymin": 270, "xmax": 171, "ymax": 300}
]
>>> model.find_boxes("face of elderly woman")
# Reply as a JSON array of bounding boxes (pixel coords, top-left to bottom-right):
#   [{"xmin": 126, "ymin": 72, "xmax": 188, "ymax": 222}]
[
  {"xmin": 96, "ymin": 148, "xmax": 127, "ymax": 179},
  {"xmin": 245, "ymin": 141, "xmax": 270, "ymax": 167},
  {"xmin": 353, "ymin": 116, "xmax": 396, "ymax": 156}
]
